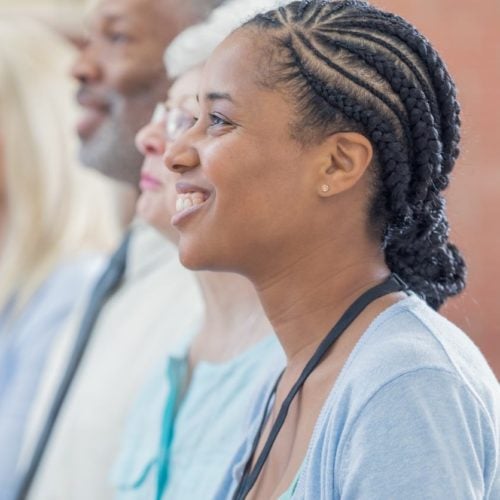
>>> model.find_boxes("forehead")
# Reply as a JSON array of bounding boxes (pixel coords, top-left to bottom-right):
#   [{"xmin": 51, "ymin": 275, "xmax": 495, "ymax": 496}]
[
  {"xmin": 200, "ymin": 29, "xmax": 301, "ymax": 144},
  {"xmin": 89, "ymin": 0, "xmax": 167, "ymax": 27},
  {"xmin": 168, "ymin": 66, "xmax": 203, "ymax": 108},
  {"xmin": 200, "ymin": 29, "xmax": 274, "ymax": 106}
]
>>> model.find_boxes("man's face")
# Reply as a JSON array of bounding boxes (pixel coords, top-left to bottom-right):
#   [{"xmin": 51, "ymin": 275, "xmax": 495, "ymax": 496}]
[{"xmin": 73, "ymin": 0, "xmax": 187, "ymax": 187}]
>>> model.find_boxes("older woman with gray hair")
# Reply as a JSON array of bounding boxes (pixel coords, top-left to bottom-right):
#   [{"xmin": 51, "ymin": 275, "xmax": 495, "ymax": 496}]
[{"xmin": 111, "ymin": 1, "xmax": 285, "ymax": 499}]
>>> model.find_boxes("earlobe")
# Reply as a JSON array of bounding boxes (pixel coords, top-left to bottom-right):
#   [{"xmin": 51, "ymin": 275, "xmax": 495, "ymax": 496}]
[{"xmin": 317, "ymin": 132, "xmax": 373, "ymax": 197}]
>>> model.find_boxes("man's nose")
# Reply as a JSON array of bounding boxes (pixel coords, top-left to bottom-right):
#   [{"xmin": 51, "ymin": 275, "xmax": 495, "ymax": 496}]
[{"xmin": 71, "ymin": 42, "xmax": 101, "ymax": 85}]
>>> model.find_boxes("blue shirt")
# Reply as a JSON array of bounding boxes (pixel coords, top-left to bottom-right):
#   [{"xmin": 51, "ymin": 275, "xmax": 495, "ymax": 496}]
[
  {"xmin": 216, "ymin": 295, "xmax": 500, "ymax": 499},
  {"xmin": 0, "ymin": 254, "xmax": 106, "ymax": 498},
  {"xmin": 112, "ymin": 334, "xmax": 284, "ymax": 500}
]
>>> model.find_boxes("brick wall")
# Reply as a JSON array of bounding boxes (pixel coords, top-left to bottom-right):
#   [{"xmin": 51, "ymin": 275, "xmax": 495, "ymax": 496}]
[{"xmin": 372, "ymin": 0, "xmax": 500, "ymax": 375}]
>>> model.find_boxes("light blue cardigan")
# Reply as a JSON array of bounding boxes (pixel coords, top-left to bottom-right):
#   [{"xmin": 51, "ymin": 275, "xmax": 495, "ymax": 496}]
[{"xmin": 216, "ymin": 295, "xmax": 500, "ymax": 499}]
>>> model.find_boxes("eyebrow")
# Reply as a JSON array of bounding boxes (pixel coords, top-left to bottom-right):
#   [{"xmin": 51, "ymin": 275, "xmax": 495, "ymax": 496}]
[
  {"xmin": 100, "ymin": 12, "xmax": 130, "ymax": 25},
  {"xmin": 203, "ymin": 92, "xmax": 235, "ymax": 103}
]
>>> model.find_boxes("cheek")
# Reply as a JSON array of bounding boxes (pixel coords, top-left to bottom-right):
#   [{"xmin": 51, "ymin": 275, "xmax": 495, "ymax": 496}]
[
  {"xmin": 206, "ymin": 144, "xmax": 305, "ymax": 241},
  {"xmin": 136, "ymin": 190, "xmax": 178, "ymax": 242},
  {"xmin": 203, "ymin": 144, "xmax": 263, "ymax": 216},
  {"xmin": 136, "ymin": 191, "xmax": 165, "ymax": 223},
  {"xmin": 162, "ymin": 181, "xmax": 177, "ymax": 219},
  {"xmin": 107, "ymin": 51, "xmax": 165, "ymax": 97}
]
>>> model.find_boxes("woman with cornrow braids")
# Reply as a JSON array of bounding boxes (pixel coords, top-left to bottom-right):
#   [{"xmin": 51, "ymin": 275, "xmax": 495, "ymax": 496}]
[{"xmin": 164, "ymin": 0, "xmax": 500, "ymax": 498}]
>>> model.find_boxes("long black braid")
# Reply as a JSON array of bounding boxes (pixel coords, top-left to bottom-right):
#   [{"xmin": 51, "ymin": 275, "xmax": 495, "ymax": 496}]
[{"xmin": 243, "ymin": 0, "xmax": 465, "ymax": 309}]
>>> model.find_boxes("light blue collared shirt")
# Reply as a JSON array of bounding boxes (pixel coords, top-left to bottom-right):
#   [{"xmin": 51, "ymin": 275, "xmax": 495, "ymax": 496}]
[
  {"xmin": 0, "ymin": 254, "xmax": 106, "ymax": 498},
  {"xmin": 112, "ymin": 333, "xmax": 284, "ymax": 500}
]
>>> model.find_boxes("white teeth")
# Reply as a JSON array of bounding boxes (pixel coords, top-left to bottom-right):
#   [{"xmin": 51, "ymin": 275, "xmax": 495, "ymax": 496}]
[{"xmin": 175, "ymin": 192, "xmax": 206, "ymax": 213}]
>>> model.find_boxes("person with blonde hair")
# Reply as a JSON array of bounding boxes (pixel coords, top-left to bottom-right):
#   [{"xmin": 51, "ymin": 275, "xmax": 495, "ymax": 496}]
[{"xmin": 0, "ymin": 16, "xmax": 119, "ymax": 498}]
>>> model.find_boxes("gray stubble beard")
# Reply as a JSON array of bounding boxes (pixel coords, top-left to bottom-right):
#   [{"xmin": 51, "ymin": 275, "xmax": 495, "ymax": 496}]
[{"xmin": 78, "ymin": 94, "xmax": 155, "ymax": 189}]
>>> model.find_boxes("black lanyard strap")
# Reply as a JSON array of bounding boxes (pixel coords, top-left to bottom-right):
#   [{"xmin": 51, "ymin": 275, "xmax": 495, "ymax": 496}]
[{"xmin": 233, "ymin": 274, "xmax": 408, "ymax": 500}]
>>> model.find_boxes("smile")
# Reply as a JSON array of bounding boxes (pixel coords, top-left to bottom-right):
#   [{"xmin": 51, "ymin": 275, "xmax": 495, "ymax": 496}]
[
  {"xmin": 175, "ymin": 192, "xmax": 206, "ymax": 212},
  {"xmin": 172, "ymin": 188, "xmax": 210, "ymax": 227}
]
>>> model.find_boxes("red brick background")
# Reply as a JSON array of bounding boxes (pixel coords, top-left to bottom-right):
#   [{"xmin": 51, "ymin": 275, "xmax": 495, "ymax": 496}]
[{"xmin": 372, "ymin": 0, "xmax": 500, "ymax": 375}]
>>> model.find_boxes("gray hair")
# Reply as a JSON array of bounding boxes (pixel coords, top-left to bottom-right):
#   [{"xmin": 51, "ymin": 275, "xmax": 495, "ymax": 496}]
[{"xmin": 165, "ymin": 0, "xmax": 286, "ymax": 78}]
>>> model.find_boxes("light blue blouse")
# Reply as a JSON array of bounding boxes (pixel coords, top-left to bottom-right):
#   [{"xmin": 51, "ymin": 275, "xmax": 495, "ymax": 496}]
[
  {"xmin": 216, "ymin": 295, "xmax": 500, "ymax": 499},
  {"xmin": 112, "ymin": 333, "xmax": 284, "ymax": 500},
  {"xmin": 278, "ymin": 464, "xmax": 303, "ymax": 499},
  {"xmin": 0, "ymin": 254, "xmax": 106, "ymax": 498}
]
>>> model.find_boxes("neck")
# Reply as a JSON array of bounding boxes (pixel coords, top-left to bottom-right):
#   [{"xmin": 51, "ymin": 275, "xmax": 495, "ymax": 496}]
[{"xmin": 253, "ymin": 239, "xmax": 390, "ymax": 364}]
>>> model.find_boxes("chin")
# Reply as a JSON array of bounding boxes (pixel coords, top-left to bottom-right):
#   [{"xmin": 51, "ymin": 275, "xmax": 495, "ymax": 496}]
[
  {"xmin": 178, "ymin": 246, "xmax": 207, "ymax": 271},
  {"xmin": 178, "ymin": 237, "xmax": 243, "ymax": 275},
  {"xmin": 137, "ymin": 195, "xmax": 164, "ymax": 224},
  {"xmin": 178, "ymin": 237, "xmax": 217, "ymax": 271},
  {"xmin": 136, "ymin": 198, "xmax": 154, "ymax": 225}
]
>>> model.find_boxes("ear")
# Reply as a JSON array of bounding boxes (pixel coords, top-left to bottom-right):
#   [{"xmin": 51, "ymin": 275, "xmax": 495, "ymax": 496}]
[{"xmin": 316, "ymin": 132, "xmax": 373, "ymax": 197}]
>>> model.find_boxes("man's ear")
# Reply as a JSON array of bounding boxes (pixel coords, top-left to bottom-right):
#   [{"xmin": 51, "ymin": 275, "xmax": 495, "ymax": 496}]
[{"xmin": 315, "ymin": 132, "xmax": 373, "ymax": 197}]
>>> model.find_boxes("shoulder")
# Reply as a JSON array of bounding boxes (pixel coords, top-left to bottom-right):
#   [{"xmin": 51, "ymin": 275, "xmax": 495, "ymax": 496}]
[
  {"xmin": 334, "ymin": 294, "xmax": 499, "ymax": 418},
  {"xmin": 302, "ymin": 295, "xmax": 500, "ymax": 499},
  {"xmin": 42, "ymin": 253, "xmax": 108, "ymax": 297},
  {"xmin": 2, "ymin": 254, "xmax": 108, "ymax": 334},
  {"xmin": 328, "ymin": 366, "xmax": 500, "ymax": 499},
  {"xmin": 38, "ymin": 254, "xmax": 108, "ymax": 315}
]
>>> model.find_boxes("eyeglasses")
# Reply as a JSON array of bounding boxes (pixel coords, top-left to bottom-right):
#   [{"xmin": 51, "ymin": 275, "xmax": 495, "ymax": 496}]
[{"xmin": 150, "ymin": 102, "xmax": 197, "ymax": 142}]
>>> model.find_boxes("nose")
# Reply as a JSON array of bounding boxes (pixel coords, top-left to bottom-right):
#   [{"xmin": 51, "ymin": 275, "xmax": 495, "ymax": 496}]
[
  {"xmin": 135, "ymin": 121, "xmax": 166, "ymax": 156},
  {"xmin": 163, "ymin": 131, "xmax": 200, "ymax": 175},
  {"xmin": 71, "ymin": 41, "xmax": 101, "ymax": 85}
]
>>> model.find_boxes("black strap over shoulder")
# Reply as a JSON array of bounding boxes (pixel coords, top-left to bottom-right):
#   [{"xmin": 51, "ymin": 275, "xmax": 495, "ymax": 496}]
[
  {"xmin": 233, "ymin": 274, "xmax": 408, "ymax": 500},
  {"xmin": 15, "ymin": 231, "xmax": 131, "ymax": 500}
]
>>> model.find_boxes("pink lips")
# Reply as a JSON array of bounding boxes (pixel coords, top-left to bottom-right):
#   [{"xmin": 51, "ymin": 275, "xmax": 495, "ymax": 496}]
[
  {"xmin": 175, "ymin": 181, "xmax": 211, "ymax": 196},
  {"xmin": 140, "ymin": 172, "xmax": 163, "ymax": 191}
]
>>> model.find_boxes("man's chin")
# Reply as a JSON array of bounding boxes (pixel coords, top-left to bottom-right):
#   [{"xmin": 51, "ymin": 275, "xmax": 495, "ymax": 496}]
[
  {"xmin": 76, "ymin": 108, "xmax": 108, "ymax": 141},
  {"xmin": 79, "ymin": 122, "xmax": 143, "ymax": 190}
]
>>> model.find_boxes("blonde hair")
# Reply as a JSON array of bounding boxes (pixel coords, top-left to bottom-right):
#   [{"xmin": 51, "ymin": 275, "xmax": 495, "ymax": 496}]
[{"xmin": 0, "ymin": 17, "xmax": 120, "ymax": 313}]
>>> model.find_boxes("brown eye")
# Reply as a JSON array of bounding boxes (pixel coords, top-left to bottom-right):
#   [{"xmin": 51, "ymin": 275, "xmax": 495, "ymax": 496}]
[
  {"xmin": 106, "ymin": 30, "xmax": 131, "ymax": 44},
  {"xmin": 208, "ymin": 113, "xmax": 230, "ymax": 127}
]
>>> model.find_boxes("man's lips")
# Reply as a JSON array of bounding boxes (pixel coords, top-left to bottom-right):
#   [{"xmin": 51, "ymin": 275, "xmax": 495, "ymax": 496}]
[
  {"xmin": 140, "ymin": 172, "xmax": 163, "ymax": 191},
  {"xmin": 76, "ymin": 107, "xmax": 107, "ymax": 139},
  {"xmin": 76, "ymin": 87, "xmax": 109, "ymax": 110},
  {"xmin": 75, "ymin": 88, "xmax": 110, "ymax": 139}
]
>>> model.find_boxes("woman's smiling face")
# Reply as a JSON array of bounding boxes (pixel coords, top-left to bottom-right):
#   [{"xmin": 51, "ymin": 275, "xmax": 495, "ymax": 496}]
[{"xmin": 164, "ymin": 30, "xmax": 331, "ymax": 277}]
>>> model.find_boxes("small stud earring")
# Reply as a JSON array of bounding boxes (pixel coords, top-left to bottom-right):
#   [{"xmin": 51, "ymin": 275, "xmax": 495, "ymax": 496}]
[{"xmin": 321, "ymin": 184, "xmax": 330, "ymax": 193}]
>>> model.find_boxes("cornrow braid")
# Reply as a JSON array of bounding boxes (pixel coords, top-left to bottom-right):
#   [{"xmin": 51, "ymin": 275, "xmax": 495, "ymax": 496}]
[
  {"xmin": 321, "ymin": 28, "xmax": 442, "ymax": 132},
  {"xmin": 286, "ymin": 37, "xmax": 413, "ymax": 221},
  {"xmin": 311, "ymin": 33, "xmax": 442, "ymax": 202},
  {"xmin": 331, "ymin": 14, "xmax": 461, "ymax": 182},
  {"xmin": 243, "ymin": 0, "xmax": 466, "ymax": 309}
]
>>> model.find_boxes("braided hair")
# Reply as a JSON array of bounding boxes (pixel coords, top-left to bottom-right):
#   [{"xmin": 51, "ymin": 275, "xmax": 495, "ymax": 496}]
[{"xmin": 241, "ymin": 0, "xmax": 465, "ymax": 310}]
